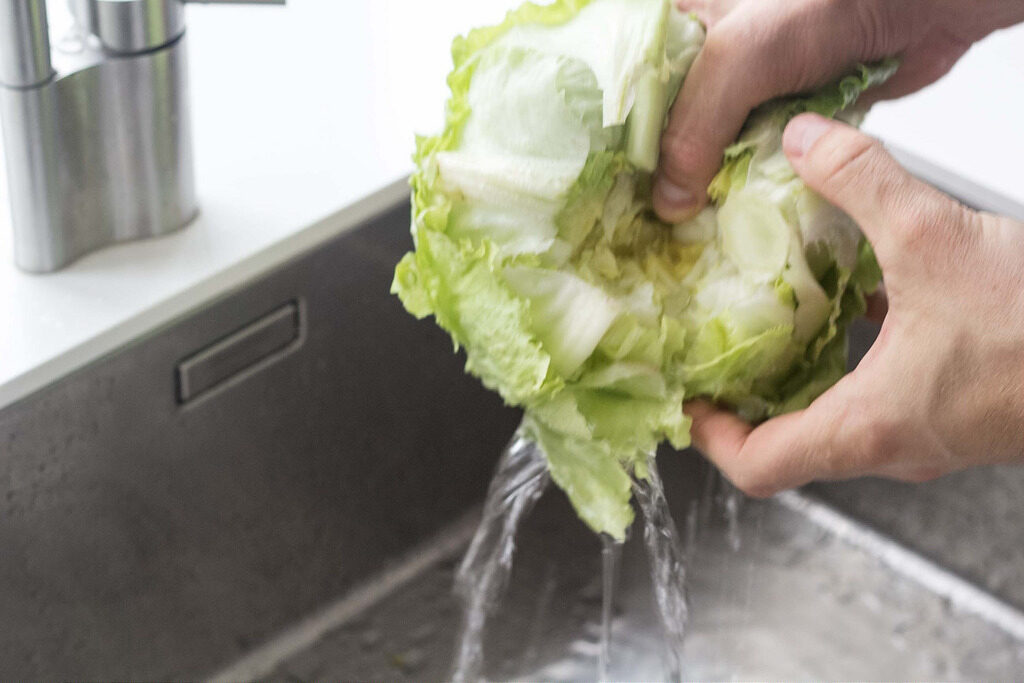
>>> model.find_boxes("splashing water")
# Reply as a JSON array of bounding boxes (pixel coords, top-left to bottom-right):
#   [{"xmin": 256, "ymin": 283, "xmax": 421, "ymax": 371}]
[
  {"xmin": 451, "ymin": 430, "xmax": 550, "ymax": 683},
  {"xmin": 699, "ymin": 466, "xmax": 719, "ymax": 535},
  {"xmin": 723, "ymin": 481, "xmax": 744, "ymax": 552},
  {"xmin": 598, "ymin": 535, "xmax": 623, "ymax": 682},
  {"xmin": 698, "ymin": 468, "xmax": 746, "ymax": 552},
  {"xmin": 451, "ymin": 431, "xmax": 692, "ymax": 682},
  {"xmin": 634, "ymin": 456, "xmax": 690, "ymax": 682},
  {"xmin": 684, "ymin": 498, "xmax": 700, "ymax": 559}
]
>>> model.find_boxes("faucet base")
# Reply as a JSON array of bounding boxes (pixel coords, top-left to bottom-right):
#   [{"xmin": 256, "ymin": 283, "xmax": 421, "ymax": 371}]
[{"xmin": 0, "ymin": 34, "xmax": 196, "ymax": 273}]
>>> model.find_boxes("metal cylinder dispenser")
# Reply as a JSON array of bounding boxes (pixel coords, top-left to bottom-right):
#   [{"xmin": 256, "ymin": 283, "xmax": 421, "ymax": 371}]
[{"xmin": 0, "ymin": 0, "xmax": 283, "ymax": 273}]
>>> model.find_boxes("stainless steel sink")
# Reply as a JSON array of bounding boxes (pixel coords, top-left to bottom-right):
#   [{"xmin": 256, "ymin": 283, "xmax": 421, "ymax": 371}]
[
  {"xmin": 234, "ymin": 475, "xmax": 1024, "ymax": 681},
  {"xmin": 2, "ymin": 150, "xmax": 1024, "ymax": 679}
]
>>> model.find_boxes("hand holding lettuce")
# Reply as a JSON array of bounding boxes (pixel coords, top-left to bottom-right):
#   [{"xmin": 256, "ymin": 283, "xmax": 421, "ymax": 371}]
[
  {"xmin": 393, "ymin": 0, "xmax": 892, "ymax": 540},
  {"xmin": 688, "ymin": 113, "xmax": 1024, "ymax": 496},
  {"xmin": 654, "ymin": 0, "xmax": 1024, "ymax": 223}
]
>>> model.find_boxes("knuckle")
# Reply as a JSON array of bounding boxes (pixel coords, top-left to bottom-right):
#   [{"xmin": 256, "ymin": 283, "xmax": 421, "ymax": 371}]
[
  {"xmin": 704, "ymin": 20, "xmax": 777, "ymax": 95},
  {"xmin": 888, "ymin": 202, "xmax": 932, "ymax": 252},
  {"xmin": 809, "ymin": 132, "xmax": 963, "ymax": 260},
  {"xmin": 815, "ymin": 133, "xmax": 881, "ymax": 191},
  {"xmin": 698, "ymin": 27, "xmax": 734, "ymax": 66},
  {"xmin": 945, "ymin": 202, "xmax": 982, "ymax": 254},
  {"xmin": 848, "ymin": 0, "xmax": 897, "ymax": 57},
  {"xmin": 937, "ymin": 204, "xmax": 978, "ymax": 258},
  {"xmin": 889, "ymin": 192, "xmax": 970, "ymax": 254},
  {"xmin": 659, "ymin": 131, "xmax": 710, "ymax": 185}
]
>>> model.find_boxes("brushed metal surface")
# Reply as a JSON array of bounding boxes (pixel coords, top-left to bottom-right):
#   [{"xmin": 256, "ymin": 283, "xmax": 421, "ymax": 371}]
[
  {"xmin": 0, "ymin": 32, "xmax": 196, "ymax": 272},
  {"xmin": 257, "ymin": 479, "xmax": 1024, "ymax": 682},
  {"xmin": 0, "ymin": 0, "xmax": 285, "ymax": 273},
  {"xmin": 0, "ymin": 202, "xmax": 520, "ymax": 678},
  {"xmin": 70, "ymin": 0, "xmax": 285, "ymax": 55},
  {"xmin": 186, "ymin": 0, "xmax": 285, "ymax": 4},
  {"xmin": 177, "ymin": 300, "xmax": 302, "ymax": 404},
  {"xmin": 87, "ymin": 0, "xmax": 186, "ymax": 53},
  {"xmin": 0, "ymin": 0, "xmax": 53, "ymax": 87}
]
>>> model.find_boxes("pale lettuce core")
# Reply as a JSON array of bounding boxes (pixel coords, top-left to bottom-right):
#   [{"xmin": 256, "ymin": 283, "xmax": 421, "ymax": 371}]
[{"xmin": 393, "ymin": 0, "xmax": 894, "ymax": 540}]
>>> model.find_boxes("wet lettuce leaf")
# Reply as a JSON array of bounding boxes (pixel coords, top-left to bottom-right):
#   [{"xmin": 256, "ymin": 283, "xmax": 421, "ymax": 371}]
[{"xmin": 393, "ymin": 0, "xmax": 891, "ymax": 540}]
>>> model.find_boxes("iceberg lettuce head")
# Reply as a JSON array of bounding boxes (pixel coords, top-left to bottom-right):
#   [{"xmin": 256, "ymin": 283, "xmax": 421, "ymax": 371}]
[{"xmin": 393, "ymin": 0, "xmax": 894, "ymax": 539}]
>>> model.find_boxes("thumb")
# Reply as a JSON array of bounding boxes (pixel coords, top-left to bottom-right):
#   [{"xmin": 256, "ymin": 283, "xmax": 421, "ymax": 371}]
[
  {"xmin": 684, "ymin": 371, "xmax": 880, "ymax": 497},
  {"xmin": 782, "ymin": 113, "xmax": 965, "ymax": 265}
]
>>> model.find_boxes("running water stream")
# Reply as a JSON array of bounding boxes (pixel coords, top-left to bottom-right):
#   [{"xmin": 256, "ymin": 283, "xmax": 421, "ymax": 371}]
[
  {"xmin": 634, "ymin": 456, "xmax": 690, "ymax": 681},
  {"xmin": 723, "ymin": 481, "xmax": 744, "ymax": 552},
  {"xmin": 451, "ymin": 430, "xmax": 550, "ymax": 683},
  {"xmin": 451, "ymin": 431, "xmax": 691, "ymax": 682},
  {"xmin": 598, "ymin": 536, "xmax": 623, "ymax": 681}
]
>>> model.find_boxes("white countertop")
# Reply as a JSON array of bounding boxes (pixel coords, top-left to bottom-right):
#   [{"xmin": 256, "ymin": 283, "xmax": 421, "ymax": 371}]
[{"xmin": 1, "ymin": 0, "xmax": 1023, "ymax": 411}]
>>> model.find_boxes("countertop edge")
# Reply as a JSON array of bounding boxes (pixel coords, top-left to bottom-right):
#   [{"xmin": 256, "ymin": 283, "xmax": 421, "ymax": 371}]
[{"xmin": 0, "ymin": 177, "xmax": 411, "ymax": 413}]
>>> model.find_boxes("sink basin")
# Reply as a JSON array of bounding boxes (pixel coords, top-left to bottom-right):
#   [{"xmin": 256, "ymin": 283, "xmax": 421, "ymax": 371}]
[
  {"xmin": 241, "ymin": 470, "xmax": 1024, "ymax": 681},
  {"xmin": 2, "ymin": 151, "xmax": 1024, "ymax": 679}
]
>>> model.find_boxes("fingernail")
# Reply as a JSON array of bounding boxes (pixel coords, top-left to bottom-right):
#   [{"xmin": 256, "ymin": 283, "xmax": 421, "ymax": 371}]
[
  {"xmin": 784, "ymin": 114, "xmax": 834, "ymax": 159},
  {"xmin": 654, "ymin": 178, "xmax": 697, "ymax": 222}
]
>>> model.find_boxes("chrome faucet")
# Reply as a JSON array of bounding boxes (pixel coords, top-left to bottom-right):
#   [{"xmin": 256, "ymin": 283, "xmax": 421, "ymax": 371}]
[{"xmin": 0, "ymin": 0, "xmax": 284, "ymax": 273}]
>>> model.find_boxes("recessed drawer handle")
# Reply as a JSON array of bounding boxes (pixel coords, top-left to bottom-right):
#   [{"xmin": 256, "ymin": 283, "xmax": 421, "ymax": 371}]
[{"xmin": 176, "ymin": 300, "xmax": 302, "ymax": 404}]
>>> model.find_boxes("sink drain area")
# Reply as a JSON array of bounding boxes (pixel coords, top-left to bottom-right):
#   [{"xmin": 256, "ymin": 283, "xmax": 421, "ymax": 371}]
[{"xmin": 213, "ymin": 480, "xmax": 1024, "ymax": 682}]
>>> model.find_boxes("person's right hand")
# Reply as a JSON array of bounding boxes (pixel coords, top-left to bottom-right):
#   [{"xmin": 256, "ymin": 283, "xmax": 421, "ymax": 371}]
[
  {"xmin": 653, "ymin": 0, "xmax": 1024, "ymax": 223},
  {"xmin": 684, "ymin": 114, "xmax": 1024, "ymax": 497}
]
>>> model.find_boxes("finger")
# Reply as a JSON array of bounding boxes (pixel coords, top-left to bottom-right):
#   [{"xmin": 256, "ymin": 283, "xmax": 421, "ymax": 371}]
[
  {"xmin": 686, "ymin": 403, "xmax": 822, "ymax": 497},
  {"xmin": 858, "ymin": 33, "xmax": 970, "ymax": 107},
  {"xmin": 655, "ymin": 1, "xmax": 874, "ymax": 224},
  {"xmin": 782, "ymin": 114, "xmax": 967, "ymax": 265},
  {"xmin": 684, "ymin": 399, "xmax": 753, "ymax": 460},
  {"xmin": 684, "ymin": 400, "xmax": 833, "ymax": 497},
  {"xmin": 686, "ymin": 374, "xmax": 882, "ymax": 497},
  {"xmin": 654, "ymin": 28, "xmax": 763, "ymax": 223}
]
